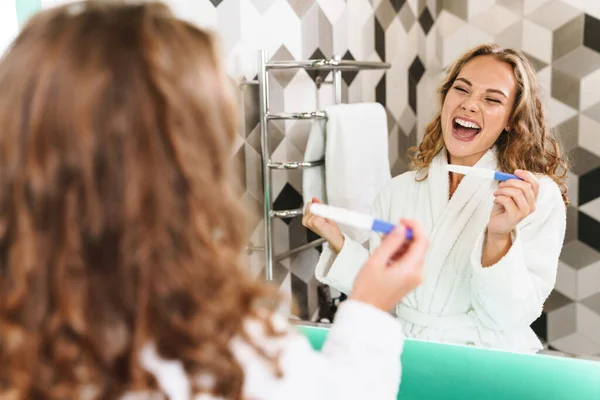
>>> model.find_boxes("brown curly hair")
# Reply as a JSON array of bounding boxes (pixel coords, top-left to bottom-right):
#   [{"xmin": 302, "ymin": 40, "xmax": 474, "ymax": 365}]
[
  {"xmin": 409, "ymin": 44, "xmax": 569, "ymax": 205},
  {"xmin": 0, "ymin": 2, "xmax": 283, "ymax": 399}
]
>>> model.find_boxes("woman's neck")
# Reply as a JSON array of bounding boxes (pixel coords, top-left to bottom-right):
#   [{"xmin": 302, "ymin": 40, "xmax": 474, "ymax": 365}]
[{"xmin": 447, "ymin": 150, "xmax": 486, "ymax": 198}]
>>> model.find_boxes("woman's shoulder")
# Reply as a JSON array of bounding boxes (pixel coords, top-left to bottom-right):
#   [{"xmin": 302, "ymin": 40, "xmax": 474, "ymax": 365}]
[
  {"xmin": 371, "ymin": 169, "xmax": 421, "ymax": 212},
  {"xmin": 381, "ymin": 169, "xmax": 420, "ymax": 194},
  {"xmin": 138, "ymin": 312, "xmax": 308, "ymax": 399},
  {"xmin": 536, "ymin": 175, "xmax": 565, "ymax": 208}
]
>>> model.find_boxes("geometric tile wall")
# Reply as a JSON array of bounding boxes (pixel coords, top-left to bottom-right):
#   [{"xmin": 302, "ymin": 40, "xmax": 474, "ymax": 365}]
[
  {"xmin": 6, "ymin": 0, "xmax": 599, "ymax": 358},
  {"xmin": 235, "ymin": 0, "xmax": 438, "ymax": 321},
  {"xmin": 206, "ymin": 0, "xmax": 437, "ymax": 322}
]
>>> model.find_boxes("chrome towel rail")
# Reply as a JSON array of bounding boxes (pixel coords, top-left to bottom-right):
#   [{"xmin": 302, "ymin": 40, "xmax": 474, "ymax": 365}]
[{"xmin": 256, "ymin": 50, "xmax": 390, "ymax": 280}]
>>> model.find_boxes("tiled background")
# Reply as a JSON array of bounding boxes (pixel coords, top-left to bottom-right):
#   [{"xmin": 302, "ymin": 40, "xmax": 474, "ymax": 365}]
[{"xmin": 5, "ymin": 0, "xmax": 600, "ymax": 358}]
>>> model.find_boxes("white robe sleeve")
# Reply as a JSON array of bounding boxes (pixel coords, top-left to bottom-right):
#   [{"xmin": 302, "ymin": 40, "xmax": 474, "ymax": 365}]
[
  {"xmin": 141, "ymin": 300, "xmax": 404, "ymax": 400},
  {"xmin": 235, "ymin": 300, "xmax": 404, "ymax": 400},
  {"xmin": 469, "ymin": 178, "xmax": 566, "ymax": 332},
  {"xmin": 314, "ymin": 195, "xmax": 388, "ymax": 295}
]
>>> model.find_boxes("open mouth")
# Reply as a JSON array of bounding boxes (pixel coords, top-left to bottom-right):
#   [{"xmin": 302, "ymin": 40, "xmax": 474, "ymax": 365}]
[{"xmin": 452, "ymin": 117, "xmax": 481, "ymax": 141}]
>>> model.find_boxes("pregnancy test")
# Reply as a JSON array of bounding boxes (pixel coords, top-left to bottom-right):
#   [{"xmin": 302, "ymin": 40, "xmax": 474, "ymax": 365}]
[
  {"xmin": 309, "ymin": 203, "xmax": 413, "ymax": 240},
  {"xmin": 446, "ymin": 165, "xmax": 523, "ymax": 181}
]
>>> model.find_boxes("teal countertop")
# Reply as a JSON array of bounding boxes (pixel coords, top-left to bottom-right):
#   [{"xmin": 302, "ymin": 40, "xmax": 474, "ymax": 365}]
[{"xmin": 297, "ymin": 325, "xmax": 600, "ymax": 400}]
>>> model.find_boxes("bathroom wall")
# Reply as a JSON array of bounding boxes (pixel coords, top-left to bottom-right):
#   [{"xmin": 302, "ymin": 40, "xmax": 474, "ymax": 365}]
[
  {"xmin": 422, "ymin": 0, "xmax": 600, "ymax": 358},
  {"xmin": 196, "ymin": 0, "xmax": 439, "ymax": 321}
]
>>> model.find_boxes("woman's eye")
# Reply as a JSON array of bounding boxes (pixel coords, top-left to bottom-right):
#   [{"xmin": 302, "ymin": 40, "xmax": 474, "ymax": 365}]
[
  {"xmin": 486, "ymin": 98, "xmax": 501, "ymax": 104},
  {"xmin": 454, "ymin": 86, "xmax": 467, "ymax": 93}
]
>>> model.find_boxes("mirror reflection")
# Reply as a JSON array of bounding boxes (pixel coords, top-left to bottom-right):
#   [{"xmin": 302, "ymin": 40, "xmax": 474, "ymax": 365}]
[
  {"xmin": 1, "ymin": 1, "xmax": 599, "ymax": 399},
  {"xmin": 303, "ymin": 45, "xmax": 568, "ymax": 354}
]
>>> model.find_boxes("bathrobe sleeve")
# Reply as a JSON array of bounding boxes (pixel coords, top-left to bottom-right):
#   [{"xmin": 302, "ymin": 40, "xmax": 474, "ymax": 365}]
[
  {"xmin": 470, "ymin": 177, "xmax": 566, "ymax": 331},
  {"xmin": 233, "ymin": 300, "xmax": 404, "ymax": 400},
  {"xmin": 141, "ymin": 300, "xmax": 404, "ymax": 400},
  {"xmin": 314, "ymin": 189, "xmax": 393, "ymax": 295}
]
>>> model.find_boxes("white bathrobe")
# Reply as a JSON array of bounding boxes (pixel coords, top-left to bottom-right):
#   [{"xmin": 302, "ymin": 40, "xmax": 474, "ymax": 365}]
[
  {"xmin": 315, "ymin": 147, "xmax": 566, "ymax": 353},
  {"xmin": 136, "ymin": 301, "xmax": 404, "ymax": 400}
]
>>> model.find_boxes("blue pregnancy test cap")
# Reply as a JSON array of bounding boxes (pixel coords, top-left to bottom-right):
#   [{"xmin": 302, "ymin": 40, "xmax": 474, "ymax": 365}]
[{"xmin": 373, "ymin": 219, "xmax": 413, "ymax": 240}]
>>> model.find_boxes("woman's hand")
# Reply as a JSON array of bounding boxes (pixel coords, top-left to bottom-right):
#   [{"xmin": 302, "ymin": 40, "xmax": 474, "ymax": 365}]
[
  {"xmin": 302, "ymin": 197, "xmax": 345, "ymax": 253},
  {"xmin": 482, "ymin": 170, "xmax": 539, "ymax": 267},
  {"xmin": 350, "ymin": 219, "xmax": 428, "ymax": 312},
  {"xmin": 487, "ymin": 170, "xmax": 539, "ymax": 239}
]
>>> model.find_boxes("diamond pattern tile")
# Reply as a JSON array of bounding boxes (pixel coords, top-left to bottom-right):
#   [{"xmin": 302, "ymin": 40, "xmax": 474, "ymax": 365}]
[
  {"xmin": 341, "ymin": 50, "xmax": 359, "ymax": 85},
  {"xmin": 526, "ymin": 0, "xmax": 581, "ymax": 31},
  {"xmin": 583, "ymin": 13, "xmax": 600, "ymax": 53},
  {"xmin": 552, "ymin": 14, "xmax": 584, "ymax": 61},
  {"xmin": 579, "ymin": 210, "xmax": 600, "ymax": 258},
  {"xmin": 391, "ymin": 0, "xmax": 408, "ymax": 13},
  {"xmin": 555, "ymin": 115, "xmax": 578, "ymax": 152},
  {"xmin": 250, "ymin": 0, "xmax": 277, "ymax": 14},
  {"xmin": 523, "ymin": 19, "xmax": 553, "ymax": 63},
  {"xmin": 581, "ymin": 197, "xmax": 600, "ymax": 227},
  {"xmin": 375, "ymin": 16, "xmax": 386, "ymax": 61},
  {"xmin": 375, "ymin": 0, "xmax": 396, "ymax": 30},
  {"xmin": 399, "ymin": 1, "xmax": 416, "ymax": 31},
  {"xmin": 570, "ymin": 146, "xmax": 600, "ymax": 178},
  {"xmin": 419, "ymin": 6, "xmax": 435, "ymax": 34},
  {"xmin": 583, "ymin": 291, "xmax": 600, "ymax": 315},
  {"xmin": 302, "ymin": 6, "xmax": 333, "ymax": 59},
  {"xmin": 273, "ymin": 183, "xmax": 303, "ymax": 225},
  {"xmin": 498, "ymin": 0, "xmax": 525, "ymax": 15},
  {"xmin": 551, "ymin": 67, "xmax": 580, "ymax": 109},
  {"xmin": 583, "ymin": 101, "xmax": 600, "ymax": 124},
  {"xmin": 442, "ymin": 0, "xmax": 468, "ymax": 20},
  {"xmin": 471, "ymin": 4, "xmax": 520, "ymax": 36},
  {"xmin": 347, "ymin": 1, "xmax": 375, "ymax": 61},
  {"xmin": 495, "ymin": 20, "xmax": 524, "ymax": 49},
  {"xmin": 579, "ymin": 114, "xmax": 600, "ymax": 158},
  {"xmin": 548, "ymin": 303, "xmax": 576, "ymax": 342},
  {"xmin": 556, "ymin": 241, "xmax": 600, "ymax": 300},
  {"xmin": 565, "ymin": 204, "xmax": 579, "ymax": 244},
  {"xmin": 289, "ymin": 0, "xmax": 316, "ymax": 19}
]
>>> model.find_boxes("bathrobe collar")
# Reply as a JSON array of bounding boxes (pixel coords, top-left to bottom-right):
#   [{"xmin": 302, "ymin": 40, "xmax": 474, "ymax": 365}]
[{"xmin": 416, "ymin": 146, "xmax": 499, "ymax": 313}]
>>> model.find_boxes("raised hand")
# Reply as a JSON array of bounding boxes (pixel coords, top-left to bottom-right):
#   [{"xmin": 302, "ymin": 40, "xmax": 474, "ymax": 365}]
[
  {"xmin": 488, "ymin": 170, "xmax": 540, "ymax": 239},
  {"xmin": 302, "ymin": 197, "xmax": 345, "ymax": 253}
]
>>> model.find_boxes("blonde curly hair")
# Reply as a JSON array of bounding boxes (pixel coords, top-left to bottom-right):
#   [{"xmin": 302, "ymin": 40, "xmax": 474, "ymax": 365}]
[{"xmin": 409, "ymin": 44, "xmax": 569, "ymax": 205}]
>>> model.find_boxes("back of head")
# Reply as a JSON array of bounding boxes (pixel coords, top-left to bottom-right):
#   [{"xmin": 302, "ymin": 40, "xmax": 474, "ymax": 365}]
[{"xmin": 0, "ymin": 2, "xmax": 279, "ymax": 398}]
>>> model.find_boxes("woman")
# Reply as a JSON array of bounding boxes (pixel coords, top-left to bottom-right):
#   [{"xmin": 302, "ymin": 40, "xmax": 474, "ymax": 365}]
[
  {"xmin": 304, "ymin": 44, "xmax": 569, "ymax": 353},
  {"xmin": 0, "ymin": 2, "xmax": 429, "ymax": 399}
]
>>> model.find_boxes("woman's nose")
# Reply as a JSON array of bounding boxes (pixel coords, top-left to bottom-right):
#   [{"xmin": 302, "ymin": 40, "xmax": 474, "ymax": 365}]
[{"xmin": 460, "ymin": 97, "xmax": 479, "ymax": 113}]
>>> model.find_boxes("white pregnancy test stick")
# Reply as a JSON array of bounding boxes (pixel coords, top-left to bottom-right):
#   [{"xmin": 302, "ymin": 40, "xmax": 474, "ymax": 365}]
[
  {"xmin": 446, "ymin": 165, "xmax": 522, "ymax": 181},
  {"xmin": 309, "ymin": 203, "xmax": 413, "ymax": 240}
]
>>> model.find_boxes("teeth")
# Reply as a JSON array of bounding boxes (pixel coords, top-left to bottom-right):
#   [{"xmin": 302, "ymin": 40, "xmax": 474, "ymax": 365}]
[{"xmin": 454, "ymin": 118, "xmax": 481, "ymax": 129}]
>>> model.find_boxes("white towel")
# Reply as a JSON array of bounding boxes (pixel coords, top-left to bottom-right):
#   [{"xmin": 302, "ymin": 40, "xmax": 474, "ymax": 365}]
[
  {"xmin": 303, "ymin": 102, "xmax": 392, "ymax": 243},
  {"xmin": 302, "ymin": 118, "xmax": 327, "ymax": 205}
]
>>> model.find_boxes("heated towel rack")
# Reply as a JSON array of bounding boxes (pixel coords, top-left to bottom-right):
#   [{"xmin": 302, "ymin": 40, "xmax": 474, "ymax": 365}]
[{"xmin": 256, "ymin": 50, "xmax": 390, "ymax": 281}]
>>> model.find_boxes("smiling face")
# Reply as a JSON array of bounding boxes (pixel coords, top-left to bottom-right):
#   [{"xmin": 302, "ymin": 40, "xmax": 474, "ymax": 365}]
[{"xmin": 441, "ymin": 55, "xmax": 518, "ymax": 166}]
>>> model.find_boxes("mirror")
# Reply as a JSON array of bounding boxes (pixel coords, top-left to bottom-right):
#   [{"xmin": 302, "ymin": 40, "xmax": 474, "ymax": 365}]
[
  {"xmin": 7, "ymin": 0, "xmax": 598, "ymax": 365},
  {"xmin": 232, "ymin": 0, "xmax": 600, "ymax": 364}
]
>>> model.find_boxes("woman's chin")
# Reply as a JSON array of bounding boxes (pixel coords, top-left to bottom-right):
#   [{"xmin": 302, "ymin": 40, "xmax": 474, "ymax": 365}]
[
  {"xmin": 444, "ymin": 137, "xmax": 485, "ymax": 163},
  {"xmin": 445, "ymin": 135, "xmax": 475, "ymax": 154}
]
